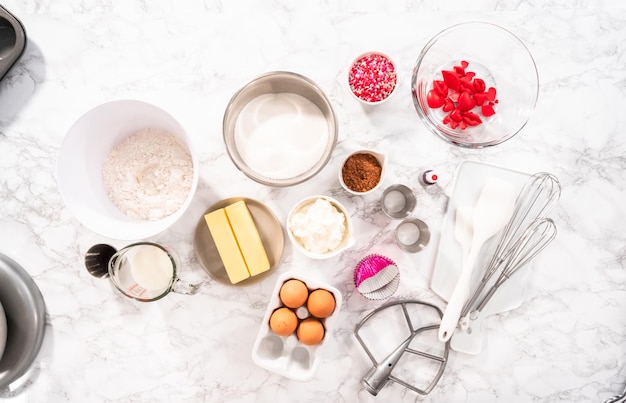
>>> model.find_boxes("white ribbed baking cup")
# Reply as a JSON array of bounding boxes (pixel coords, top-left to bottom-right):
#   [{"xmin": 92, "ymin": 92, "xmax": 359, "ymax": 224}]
[
  {"xmin": 357, "ymin": 264, "xmax": 399, "ymax": 294},
  {"xmin": 360, "ymin": 274, "xmax": 400, "ymax": 300}
]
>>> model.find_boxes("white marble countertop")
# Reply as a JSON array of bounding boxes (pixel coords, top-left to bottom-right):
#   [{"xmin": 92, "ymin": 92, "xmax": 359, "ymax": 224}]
[{"xmin": 1, "ymin": 1, "xmax": 625, "ymax": 402}]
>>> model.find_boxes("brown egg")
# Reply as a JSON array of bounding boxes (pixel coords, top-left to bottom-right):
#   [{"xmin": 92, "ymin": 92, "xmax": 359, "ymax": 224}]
[
  {"xmin": 307, "ymin": 289, "xmax": 336, "ymax": 318},
  {"xmin": 279, "ymin": 279, "xmax": 309, "ymax": 308},
  {"xmin": 269, "ymin": 307, "xmax": 297, "ymax": 336},
  {"xmin": 297, "ymin": 318, "xmax": 325, "ymax": 345}
]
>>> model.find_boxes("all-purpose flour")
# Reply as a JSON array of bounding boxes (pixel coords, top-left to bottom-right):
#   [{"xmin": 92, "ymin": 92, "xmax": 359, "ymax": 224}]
[
  {"xmin": 102, "ymin": 128, "xmax": 193, "ymax": 220},
  {"xmin": 234, "ymin": 93, "xmax": 329, "ymax": 180}
]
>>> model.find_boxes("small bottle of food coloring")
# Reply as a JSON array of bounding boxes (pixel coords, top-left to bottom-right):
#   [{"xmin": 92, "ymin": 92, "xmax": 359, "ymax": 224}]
[{"xmin": 422, "ymin": 170, "xmax": 438, "ymax": 186}]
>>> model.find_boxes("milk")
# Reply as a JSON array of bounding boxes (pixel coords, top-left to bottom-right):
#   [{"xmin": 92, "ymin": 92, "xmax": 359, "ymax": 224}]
[
  {"xmin": 234, "ymin": 93, "xmax": 329, "ymax": 179},
  {"xmin": 129, "ymin": 245, "xmax": 174, "ymax": 291}
]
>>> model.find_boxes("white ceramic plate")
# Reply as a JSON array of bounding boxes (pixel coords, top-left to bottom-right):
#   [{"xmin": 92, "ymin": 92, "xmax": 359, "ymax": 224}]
[
  {"xmin": 430, "ymin": 160, "xmax": 531, "ymax": 354},
  {"xmin": 193, "ymin": 197, "xmax": 284, "ymax": 286}
]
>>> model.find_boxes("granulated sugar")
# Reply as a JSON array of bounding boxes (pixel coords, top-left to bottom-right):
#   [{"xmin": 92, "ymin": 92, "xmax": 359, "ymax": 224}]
[
  {"xmin": 234, "ymin": 93, "xmax": 329, "ymax": 180},
  {"xmin": 102, "ymin": 128, "xmax": 193, "ymax": 220}
]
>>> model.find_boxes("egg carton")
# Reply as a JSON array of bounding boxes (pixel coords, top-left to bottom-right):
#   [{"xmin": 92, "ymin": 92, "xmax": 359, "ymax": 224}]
[{"xmin": 251, "ymin": 271, "xmax": 342, "ymax": 381}]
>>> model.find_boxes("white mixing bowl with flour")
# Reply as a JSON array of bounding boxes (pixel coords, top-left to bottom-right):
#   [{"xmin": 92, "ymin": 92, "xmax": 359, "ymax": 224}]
[{"xmin": 57, "ymin": 100, "xmax": 199, "ymax": 240}]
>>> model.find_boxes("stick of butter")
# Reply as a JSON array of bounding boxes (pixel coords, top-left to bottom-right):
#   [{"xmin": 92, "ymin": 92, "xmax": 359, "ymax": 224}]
[
  {"xmin": 204, "ymin": 201, "xmax": 270, "ymax": 284},
  {"xmin": 225, "ymin": 201, "xmax": 270, "ymax": 276},
  {"xmin": 204, "ymin": 208, "xmax": 250, "ymax": 284}
]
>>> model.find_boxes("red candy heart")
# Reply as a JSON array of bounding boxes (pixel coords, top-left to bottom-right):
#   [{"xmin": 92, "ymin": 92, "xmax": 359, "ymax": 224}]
[
  {"xmin": 443, "ymin": 99, "xmax": 455, "ymax": 112},
  {"xmin": 462, "ymin": 112, "xmax": 483, "ymax": 126},
  {"xmin": 473, "ymin": 78, "xmax": 486, "ymax": 94},
  {"xmin": 459, "ymin": 79, "xmax": 475, "ymax": 92},
  {"xmin": 482, "ymin": 104, "xmax": 496, "ymax": 117},
  {"xmin": 458, "ymin": 92, "xmax": 475, "ymax": 111},
  {"xmin": 427, "ymin": 90, "xmax": 445, "ymax": 108},
  {"xmin": 433, "ymin": 80, "xmax": 448, "ymax": 97},
  {"xmin": 450, "ymin": 109, "xmax": 463, "ymax": 122},
  {"xmin": 442, "ymin": 70, "xmax": 460, "ymax": 92},
  {"xmin": 474, "ymin": 92, "xmax": 487, "ymax": 106}
]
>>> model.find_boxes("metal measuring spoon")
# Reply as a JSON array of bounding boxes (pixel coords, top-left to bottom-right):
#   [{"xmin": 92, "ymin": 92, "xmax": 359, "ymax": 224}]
[{"xmin": 84, "ymin": 244, "xmax": 117, "ymax": 278}]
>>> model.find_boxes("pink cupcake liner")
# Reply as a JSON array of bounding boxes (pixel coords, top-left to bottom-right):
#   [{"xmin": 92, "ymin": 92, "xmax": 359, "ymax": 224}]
[{"xmin": 354, "ymin": 254, "xmax": 400, "ymax": 300}]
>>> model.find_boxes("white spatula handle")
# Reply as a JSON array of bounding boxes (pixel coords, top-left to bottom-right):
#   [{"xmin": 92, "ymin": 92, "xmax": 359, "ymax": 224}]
[{"xmin": 438, "ymin": 248, "xmax": 479, "ymax": 342}]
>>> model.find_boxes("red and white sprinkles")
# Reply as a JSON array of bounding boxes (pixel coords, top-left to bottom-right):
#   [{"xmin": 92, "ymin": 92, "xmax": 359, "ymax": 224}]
[{"xmin": 349, "ymin": 53, "xmax": 397, "ymax": 103}]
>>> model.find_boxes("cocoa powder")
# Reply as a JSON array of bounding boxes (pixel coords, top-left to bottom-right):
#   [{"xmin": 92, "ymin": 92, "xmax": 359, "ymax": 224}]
[{"xmin": 341, "ymin": 153, "xmax": 382, "ymax": 193}]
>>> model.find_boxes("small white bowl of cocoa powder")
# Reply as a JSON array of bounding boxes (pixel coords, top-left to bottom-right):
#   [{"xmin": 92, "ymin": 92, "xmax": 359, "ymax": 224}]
[
  {"xmin": 339, "ymin": 150, "xmax": 386, "ymax": 195},
  {"xmin": 57, "ymin": 100, "xmax": 199, "ymax": 240}
]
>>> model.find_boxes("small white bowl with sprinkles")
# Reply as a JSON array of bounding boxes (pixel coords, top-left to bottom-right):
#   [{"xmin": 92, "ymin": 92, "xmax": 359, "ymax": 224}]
[
  {"xmin": 57, "ymin": 100, "xmax": 199, "ymax": 240},
  {"xmin": 348, "ymin": 51, "xmax": 398, "ymax": 105}
]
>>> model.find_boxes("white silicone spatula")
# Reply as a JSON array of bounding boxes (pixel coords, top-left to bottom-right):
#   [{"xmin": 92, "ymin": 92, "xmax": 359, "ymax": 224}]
[
  {"xmin": 455, "ymin": 206, "xmax": 474, "ymax": 262},
  {"xmin": 438, "ymin": 178, "xmax": 517, "ymax": 342}
]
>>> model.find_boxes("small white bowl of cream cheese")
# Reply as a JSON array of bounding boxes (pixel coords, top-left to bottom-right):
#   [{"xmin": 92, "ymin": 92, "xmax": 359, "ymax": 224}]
[{"xmin": 287, "ymin": 195, "xmax": 355, "ymax": 259}]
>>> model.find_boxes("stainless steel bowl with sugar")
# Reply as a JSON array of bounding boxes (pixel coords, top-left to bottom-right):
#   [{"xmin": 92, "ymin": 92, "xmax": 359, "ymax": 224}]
[{"xmin": 223, "ymin": 72, "xmax": 338, "ymax": 187}]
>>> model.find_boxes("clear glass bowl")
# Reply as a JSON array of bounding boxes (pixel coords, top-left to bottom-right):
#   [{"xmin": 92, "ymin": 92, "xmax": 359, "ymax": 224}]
[{"xmin": 411, "ymin": 22, "xmax": 539, "ymax": 148}]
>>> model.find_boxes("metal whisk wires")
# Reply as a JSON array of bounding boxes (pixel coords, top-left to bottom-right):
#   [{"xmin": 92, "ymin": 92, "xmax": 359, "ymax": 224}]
[{"xmin": 472, "ymin": 217, "xmax": 557, "ymax": 316}]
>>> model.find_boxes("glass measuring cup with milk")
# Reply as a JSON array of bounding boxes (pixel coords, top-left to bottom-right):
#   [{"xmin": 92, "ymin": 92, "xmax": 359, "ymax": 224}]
[{"xmin": 108, "ymin": 242, "xmax": 200, "ymax": 302}]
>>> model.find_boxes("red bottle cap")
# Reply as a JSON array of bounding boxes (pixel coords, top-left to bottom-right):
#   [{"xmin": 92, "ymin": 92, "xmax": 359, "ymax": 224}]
[{"xmin": 422, "ymin": 170, "xmax": 438, "ymax": 185}]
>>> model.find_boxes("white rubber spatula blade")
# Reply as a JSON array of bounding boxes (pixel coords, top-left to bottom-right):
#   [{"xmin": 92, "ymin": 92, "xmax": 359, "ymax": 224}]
[
  {"xmin": 438, "ymin": 178, "xmax": 517, "ymax": 342},
  {"xmin": 455, "ymin": 205, "xmax": 474, "ymax": 261}
]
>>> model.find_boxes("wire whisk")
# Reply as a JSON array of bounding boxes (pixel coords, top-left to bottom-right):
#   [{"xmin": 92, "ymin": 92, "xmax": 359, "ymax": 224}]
[{"xmin": 459, "ymin": 172, "xmax": 561, "ymax": 328}]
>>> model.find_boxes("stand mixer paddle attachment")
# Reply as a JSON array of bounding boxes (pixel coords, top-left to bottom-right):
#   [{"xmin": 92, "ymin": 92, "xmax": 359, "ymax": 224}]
[{"xmin": 354, "ymin": 300, "xmax": 450, "ymax": 396}]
